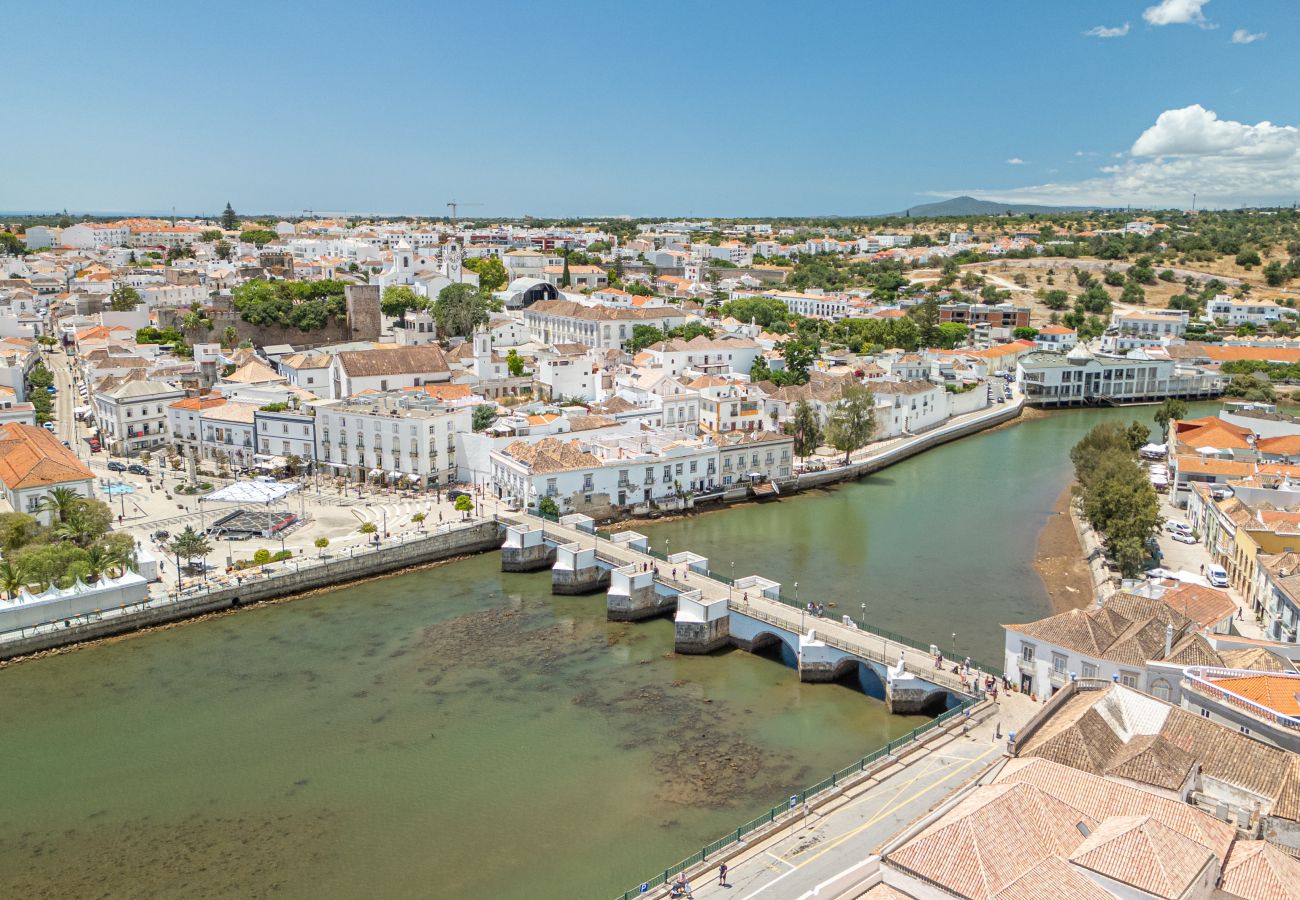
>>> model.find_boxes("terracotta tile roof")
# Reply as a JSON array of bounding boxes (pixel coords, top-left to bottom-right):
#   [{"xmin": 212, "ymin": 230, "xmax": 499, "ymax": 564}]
[
  {"xmin": 1159, "ymin": 584, "xmax": 1237, "ymax": 631},
  {"xmin": 1219, "ymin": 647, "xmax": 1296, "ymax": 673},
  {"xmin": 169, "ymin": 393, "xmax": 225, "ymax": 411},
  {"xmin": 404, "ymin": 383, "xmax": 473, "ymax": 401},
  {"xmin": 500, "ymin": 437, "xmax": 601, "ymax": 474},
  {"xmin": 336, "ymin": 345, "xmax": 449, "ymax": 378},
  {"xmin": 0, "ymin": 423, "xmax": 95, "ymax": 489},
  {"xmin": 1019, "ymin": 685, "xmax": 1298, "ymax": 817},
  {"xmin": 1175, "ymin": 455, "xmax": 1255, "ymax": 477},
  {"xmin": 1258, "ymin": 434, "xmax": 1300, "ymax": 457},
  {"xmin": 1176, "ymin": 422, "xmax": 1253, "ymax": 451},
  {"xmin": 1207, "ymin": 673, "xmax": 1300, "ymax": 716},
  {"xmin": 1221, "ymin": 839, "xmax": 1300, "ymax": 900},
  {"xmin": 1005, "ymin": 593, "xmax": 1196, "ymax": 666},
  {"xmin": 1067, "ymin": 814, "xmax": 1215, "ymax": 898},
  {"xmin": 886, "ymin": 757, "xmax": 1233, "ymax": 900}
]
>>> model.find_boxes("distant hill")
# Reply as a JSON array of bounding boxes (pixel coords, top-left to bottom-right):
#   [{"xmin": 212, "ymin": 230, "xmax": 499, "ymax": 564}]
[{"xmin": 881, "ymin": 195, "xmax": 1099, "ymax": 218}]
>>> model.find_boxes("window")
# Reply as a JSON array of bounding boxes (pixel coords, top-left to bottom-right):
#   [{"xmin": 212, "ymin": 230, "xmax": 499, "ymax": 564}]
[
  {"xmin": 1151, "ymin": 679, "xmax": 1171, "ymax": 701},
  {"xmin": 1120, "ymin": 671, "xmax": 1138, "ymax": 688},
  {"xmin": 1051, "ymin": 653, "xmax": 1067, "ymax": 676},
  {"xmin": 1021, "ymin": 643, "xmax": 1035, "ymax": 664},
  {"xmin": 1081, "ymin": 661, "xmax": 1098, "ymax": 679}
]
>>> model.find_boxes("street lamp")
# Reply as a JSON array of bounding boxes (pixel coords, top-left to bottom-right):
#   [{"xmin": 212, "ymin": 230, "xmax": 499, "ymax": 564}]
[
  {"xmin": 860, "ymin": 602, "xmax": 867, "ymax": 629},
  {"xmin": 796, "ymin": 581, "xmax": 802, "ymax": 632},
  {"xmin": 730, "ymin": 561, "xmax": 735, "ymax": 601},
  {"xmin": 952, "ymin": 632, "xmax": 957, "ymax": 661}
]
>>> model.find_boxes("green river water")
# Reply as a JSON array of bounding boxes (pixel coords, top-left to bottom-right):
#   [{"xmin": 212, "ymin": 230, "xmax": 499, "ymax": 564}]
[{"xmin": 0, "ymin": 404, "xmax": 1209, "ymax": 898}]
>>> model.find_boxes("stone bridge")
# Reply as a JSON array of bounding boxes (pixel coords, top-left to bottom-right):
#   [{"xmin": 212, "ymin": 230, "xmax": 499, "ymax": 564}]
[{"xmin": 500, "ymin": 515, "xmax": 974, "ymax": 715}]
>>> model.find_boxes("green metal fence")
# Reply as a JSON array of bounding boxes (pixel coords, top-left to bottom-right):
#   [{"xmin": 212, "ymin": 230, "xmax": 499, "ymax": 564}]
[{"xmin": 614, "ymin": 696, "xmax": 979, "ymax": 899}]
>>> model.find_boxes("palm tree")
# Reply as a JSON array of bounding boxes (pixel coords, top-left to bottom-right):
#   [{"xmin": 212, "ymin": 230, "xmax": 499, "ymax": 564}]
[
  {"xmin": 85, "ymin": 545, "xmax": 110, "ymax": 583},
  {"xmin": 411, "ymin": 513, "xmax": 426, "ymax": 531},
  {"xmin": 0, "ymin": 559, "xmax": 28, "ymax": 600},
  {"xmin": 314, "ymin": 537, "xmax": 330, "ymax": 557},
  {"xmin": 37, "ymin": 487, "xmax": 82, "ymax": 526},
  {"xmin": 104, "ymin": 543, "xmax": 137, "ymax": 578},
  {"xmin": 168, "ymin": 526, "xmax": 212, "ymax": 589}
]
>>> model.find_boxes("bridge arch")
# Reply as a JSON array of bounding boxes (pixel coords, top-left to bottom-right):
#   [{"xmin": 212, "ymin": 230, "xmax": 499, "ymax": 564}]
[
  {"xmin": 746, "ymin": 630, "xmax": 799, "ymax": 669},
  {"xmin": 829, "ymin": 658, "xmax": 887, "ymax": 700}
]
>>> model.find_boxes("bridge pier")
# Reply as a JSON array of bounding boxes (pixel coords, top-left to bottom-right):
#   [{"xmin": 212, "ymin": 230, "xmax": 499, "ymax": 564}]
[
  {"xmin": 552, "ymin": 542, "xmax": 610, "ymax": 595},
  {"xmin": 500, "ymin": 523, "xmax": 555, "ymax": 572},
  {"xmin": 674, "ymin": 591, "xmax": 730, "ymax": 654},
  {"xmin": 885, "ymin": 663, "xmax": 952, "ymax": 715},
  {"xmin": 608, "ymin": 564, "xmax": 673, "ymax": 621}
]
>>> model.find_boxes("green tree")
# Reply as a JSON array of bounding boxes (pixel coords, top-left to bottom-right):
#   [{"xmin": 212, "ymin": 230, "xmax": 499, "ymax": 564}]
[
  {"xmin": 1041, "ymin": 289, "xmax": 1070, "ymax": 311},
  {"xmin": 454, "ymin": 494, "xmax": 474, "ymax": 519},
  {"xmin": 1236, "ymin": 248, "xmax": 1262, "ymax": 269},
  {"xmin": 13, "ymin": 542, "xmax": 90, "ymax": 591},
  {"xmin": 1264, "ymin": 261, "xmax": 1288, "ymax": 287},
  {"xmin": 108, "ymin": 285, "xmax": 143, "ymax": 312},
  {"xmin": 934, "ymin": 322, "xmax": 969, "ymax": 349},
  {"xmin": 214, "ymin": 240, "xmax": 232, "ymax": 261},
  {"xmin": 461, "ymin": 255, "xmax": 508, "ymax": 292},
  {"xmin": 0, "ymin": 559, "xmax": 28, "ymax": 600},
  {"xmin": 1153, "ymin": 399, "xmax": 1188, "ymax": 441},
  {"xmin": 625, "ymin": 324, "xmax": 667, "ymax": 354},
  {"xmin": 239, "ymin": 228, "xmax": 276, "ymax": 246},
  {"xmin": 168, "ymin": 526, "xmax": 212, "ymax": 585},
  {"xmin": 358, "ymin": 522, "xmax": 378, "ymax": 538},
  {"xmin": 560, "ymin": 253, "xmax": 571, "ymax": 287},
  {"xmin": 221, "ymin": 203, "xmax": 238, "ymax": 231},
  {"xmin": 537, "ymin": 496, "xmax": 560, "ymax": 518},
  {"xmin": 506, "ymin": 348, "xmax": 525, "ymax": 377},
  {"xmin": 718, "ymin": 296, "xmax": 790, "ymax": 329},
  {"xmin": 432, "ymin": 283, "xmax": 500, "ymax": 338},
  {"xmin": 1120, "ymin": 281, "xmax": 1146, "ymax": 306},
  {"xmin": 221, "ymin": 325, "xmax": 238, "ymax": 348},
  {"xmin": 909, "ymin": 296, "xmax": 940, "ymax": 348},
  {"xmin": 252, "ymin": 548, "xmax": 272, "ymax": 566},
  {"xmin": 0, "ymin": 512, "xmax": 38, "ymax": 553},
  {"xmin": 786, "ymin": 400, "xmax": 822, "ymax": 460},
  {"xmin": 410, "ymin": 513, "xmax": 425, "ymax": 531},
  {"xmin": 472, "ymin": 404, "xmax": 498, "ymax": 432},
  {"xmin": 37, "ymin": 487, "xmax": 84, "ymax": 526},
  {"xmin": 1013, "ymin": 326, "xmax": 1039, "ymax": 340},
  {"xmin": 381, "ymin": 285, "xmax": 426, "ymax": 324},
  {"xmin": 1224, "ymin": 374, "xmax": 1276, "ymax": 402},
  {"xmin": 749, "ymin": 356, "xmax": 772, "ymax": 382},
  {"xmin": 1125, "ymin": 420, "xmax": 1151, "ymax": 452},
  {"xmin": 200, "ymin": 229, "xmax": 223, "ymax": 242},
  {"xmin": 824, "ymin": 385, "xmax": 876, "ymax": 465},
  {"xmin": 782, "ymin": 337, "xmax": 817, "ymax": 381}
]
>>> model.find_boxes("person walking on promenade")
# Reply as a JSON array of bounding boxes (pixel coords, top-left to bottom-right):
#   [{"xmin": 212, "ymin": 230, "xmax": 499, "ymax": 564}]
[{"xmin": 718, "ymin": 863, "xmax": 728, "ymax": 886}]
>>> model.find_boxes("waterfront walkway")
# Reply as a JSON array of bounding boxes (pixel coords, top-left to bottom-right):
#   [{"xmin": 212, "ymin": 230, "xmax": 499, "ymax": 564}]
[
  {"xmin": 646, "ymin": 692, "xmax": 1040, "ymax": 900},
  {"xmin": 521, "ymin": 516, "xmax": 981, "ymax": 696}
]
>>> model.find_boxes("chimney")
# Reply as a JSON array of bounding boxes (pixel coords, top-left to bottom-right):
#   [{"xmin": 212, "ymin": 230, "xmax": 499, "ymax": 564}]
[{"xmin": 1165, "ymin": 622, "xmax": 1174, "ymax": 657}]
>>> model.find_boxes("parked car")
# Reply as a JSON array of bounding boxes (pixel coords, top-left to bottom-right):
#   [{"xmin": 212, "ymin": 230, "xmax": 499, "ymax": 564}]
[
  {"xmin": 1207, "ymin": 565, "xmax": 1230, "ymax": 588},
  {"xmin": 45, "ymin": 385, "xmax": 56, "ymax": 394},
  {"xmin": 1172, "ymin": 532, "xmax": 1198, "ymax": 545},
  {"xmin": 41, "ymin": 422, "xmax": 55, "ymax": 432},
  {"xmin": 127, "ymin": 464, "xmax": 150, "ymax": 476},
  {"xmin": 61, "ymin": 440, "xmax": 70, "ymax": 448},
  {"xmin": 106, "ymin": 460, "xmax": 126, "ymax": 472},
  {"xmin": 1165, "ymin": 521, "xmax": 1193, "ymax": 536},
  {"xmin": 447, "ymin": 488, "xmax": 471, "ymax": 501}
]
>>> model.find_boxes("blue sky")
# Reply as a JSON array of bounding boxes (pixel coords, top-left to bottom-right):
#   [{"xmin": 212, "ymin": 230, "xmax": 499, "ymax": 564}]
[{"xmin": 7, "ymin": 0, "xmax": 1297, "ymax": 216}]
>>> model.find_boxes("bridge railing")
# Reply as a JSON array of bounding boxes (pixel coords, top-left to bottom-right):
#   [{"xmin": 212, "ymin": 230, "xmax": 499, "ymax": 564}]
[{"xmin": 613, "ymin": 697, "xmax": 980, "ymax": 900}]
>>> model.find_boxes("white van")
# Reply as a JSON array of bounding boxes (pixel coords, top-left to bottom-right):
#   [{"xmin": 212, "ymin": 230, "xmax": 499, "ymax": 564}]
[{"xmin": 1207, "ymin": 565, "xmax": 1229, "ymax": 588}]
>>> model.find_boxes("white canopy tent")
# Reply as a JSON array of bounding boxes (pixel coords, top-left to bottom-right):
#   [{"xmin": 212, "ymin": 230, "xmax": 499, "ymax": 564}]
[{"xmin": 201, "ymin": 480, "xmax": 300, "ymax": 505}]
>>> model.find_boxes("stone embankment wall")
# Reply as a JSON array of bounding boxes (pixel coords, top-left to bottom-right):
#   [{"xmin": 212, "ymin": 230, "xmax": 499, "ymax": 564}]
[
  {"xmin": 779, "ymin": 400, "xmax": 1022, "ymax": 493},
  {"xmin": 0, "ymin": 521, "xmax": 503, "ymax": 661}
]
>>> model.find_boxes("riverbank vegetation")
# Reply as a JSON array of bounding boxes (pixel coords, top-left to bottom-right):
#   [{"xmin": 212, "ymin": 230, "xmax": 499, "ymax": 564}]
[{"xmin": 1070, "ymin": 422, "xmax": 1162, "ymax": 577}]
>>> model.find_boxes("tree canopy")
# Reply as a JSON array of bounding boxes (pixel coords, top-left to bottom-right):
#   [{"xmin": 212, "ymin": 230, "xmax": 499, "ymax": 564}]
[
  {"xmin": 230, "ymin": 279, "xmax": 348, "ymax": 331},
  {"xmin": 432, "ymin": 283, "xmax": 501, "ymax": 338}
]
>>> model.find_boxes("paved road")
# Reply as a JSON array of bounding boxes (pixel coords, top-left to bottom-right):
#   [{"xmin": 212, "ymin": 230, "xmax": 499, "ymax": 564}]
[{"xmin": 651, "ymin": 693, "xmax": 1039, "ymax": 900}]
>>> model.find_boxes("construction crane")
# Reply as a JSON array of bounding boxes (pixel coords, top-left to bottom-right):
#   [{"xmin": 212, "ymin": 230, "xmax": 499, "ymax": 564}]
[{"xmin": 446, "ymin": 200, "xmax": 482, "ymax": 226}]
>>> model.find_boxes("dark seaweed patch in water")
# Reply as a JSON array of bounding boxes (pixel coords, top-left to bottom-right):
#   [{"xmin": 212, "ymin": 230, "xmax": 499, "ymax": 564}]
[{"xmin": 0, "ymin": 810, "xmax": 339, "ymax": 899}]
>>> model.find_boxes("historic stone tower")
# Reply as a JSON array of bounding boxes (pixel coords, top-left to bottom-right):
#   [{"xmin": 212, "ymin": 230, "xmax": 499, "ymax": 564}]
[{"xmin": 345, "ymin": 284, "xmax": 381, "ymax": 341}]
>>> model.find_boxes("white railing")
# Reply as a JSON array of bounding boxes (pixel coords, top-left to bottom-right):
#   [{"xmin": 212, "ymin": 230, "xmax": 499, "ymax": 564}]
[{"xmin": 1183, "ymin": 666, "xmax": 1300, "ymax": 730}]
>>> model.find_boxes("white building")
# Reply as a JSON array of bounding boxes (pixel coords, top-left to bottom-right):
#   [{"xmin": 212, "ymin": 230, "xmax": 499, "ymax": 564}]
[
  {"xmin": 1208, "ymin": 295, "xmax": 1285, "ymax": 326},
  {"xmin": 0, "ymin": 423, "xmax": 96, "ymax": 524},
  {"xmin": 314, "ymin": 392, "xmax": 472, "ymax": 487},
  {"xmin": 254, "ymin": 407, "xmax": 317, "ymax": 471},
  {"xmin": 92, "ymin": 374, "xmax": 184, "ymax": 457},
  {"xmin": 1017, "ymin": 346, "xmax": 1221, "ymax": 407},
  {"xmin": 329, "ymin": 345, "xmax": 451, "ymax": 397},
  {"xmin": 523, "ymin": 299, "xmax": 688, "ymax": 351}
]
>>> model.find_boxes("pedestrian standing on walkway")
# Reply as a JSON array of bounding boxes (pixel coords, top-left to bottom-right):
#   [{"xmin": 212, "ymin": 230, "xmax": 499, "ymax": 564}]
[{"xmin": 718, "ymin": 863, "xmax": 727, "ymax": 886}]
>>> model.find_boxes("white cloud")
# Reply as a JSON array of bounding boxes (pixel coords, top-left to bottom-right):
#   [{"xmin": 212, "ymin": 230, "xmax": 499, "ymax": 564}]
[
  {"xmin": 1005, "ymin": 158, "xmax": 1026, "ymax": 165},
  {"xmin": 1232, "ymin": 28, "xmax": 1265, "ymax": 44},
  {"xmin": 1143, "ymin": 0, "xmax": 1213, "ymax": 27},
  {"xmin": 933, "ymin": 104, "xmax": 1300, "ymax": 208},
  {"xmin": 1085, "ymin": 22, "xmax": 1130, "ymax": 38}
]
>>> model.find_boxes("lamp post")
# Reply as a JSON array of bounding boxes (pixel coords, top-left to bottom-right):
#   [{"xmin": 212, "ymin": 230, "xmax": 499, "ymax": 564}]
[
  {"xmin": 730, "ymin": 561, "xmax": 735, "ymax": 601},
  {"xmin": 860, "ymin": 602, "xmax": 867, "ymax": 629},
  {"xmin": 796, "ymin": 581, "xmax": 802, "ymax": 632},
  {"xmin": 952, "ymin": 632, "xmax": 957, "ymax": 661}
]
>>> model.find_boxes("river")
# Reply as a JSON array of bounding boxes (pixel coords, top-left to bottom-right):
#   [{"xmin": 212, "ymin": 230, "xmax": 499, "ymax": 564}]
[{"xmin": 0, "ymin": 403, "xmax": 1210, "ymax": 898}]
